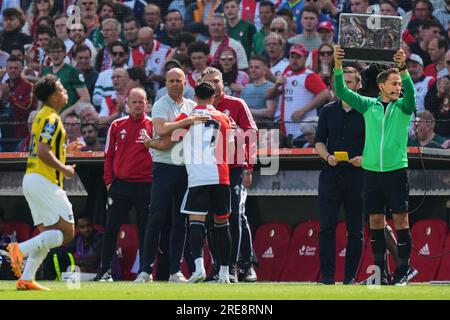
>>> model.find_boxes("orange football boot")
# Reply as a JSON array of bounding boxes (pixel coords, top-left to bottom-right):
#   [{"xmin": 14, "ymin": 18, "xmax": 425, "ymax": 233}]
[
  {"xmin": 16, "ymin": 279, "xmax": 50, "ymax": 291},
  {"xmin": 6, "ymin": 243, "xmax": 23, "ymax": 278}
]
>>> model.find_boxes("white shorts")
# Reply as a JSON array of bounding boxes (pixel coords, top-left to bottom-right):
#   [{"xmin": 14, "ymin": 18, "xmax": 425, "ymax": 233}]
[{"xmin": 22, "ymin": 173, "xmax": 74, "ymax": 227}]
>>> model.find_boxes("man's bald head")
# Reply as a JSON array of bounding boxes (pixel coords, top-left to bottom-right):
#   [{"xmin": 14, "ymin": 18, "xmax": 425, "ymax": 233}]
[
  {"xmin": 128, "ymin": 88, "xmax": 148, "ymax": 118},
  {"xmin": 139, "ymin": 27, "xmax": 154, "ymax": 52},
  {"xmin": 166, "ymin": 68, "xmax": 186, "ymax": 100}
]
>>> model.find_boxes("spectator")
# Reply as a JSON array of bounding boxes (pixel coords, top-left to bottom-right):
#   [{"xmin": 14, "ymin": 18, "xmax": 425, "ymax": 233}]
[
  {"xmin": 127, "ymin": 66, "xmax": 154, "ymax": 106},
  {"xmin": 0, "ymin": 56, "xmax": 36, "ymax": 148},
  {"xmin": 380, "ymin": 0, "xmax": 400, "ymax": 16},
  {"xmin": 99, "ymin": 67, "xmax": 130, "ymax": 126},
  {"xmin": 433, "ymin": 0, "xmax": 450, "ymax": 32},
  {"xmin": 158, "ymin": 9, "xmax": 184, "ymax": 48},
  {"xmin": 312, "ymin": 44, "xmax": 334, "ymax": 88},
  {"xmin": 15, "ymin": 110, "xmax": 37, "ymax": 152},
  {"xmin": 276, "ymin": 9, "xmax": 297, "ymax": 39},
  {"xmin": 224, "ymin": 0, "xmax": 256, "ymax": 59},
  {"xmin": 80, "ymin": 123, "xmax": 104, "ymax": 151},
  {"xmin": 350, "ymin": 0, "xmax": 370, "ymax": 13},
  {"xmin": 122, "ymin": 0, "xmax": 147, "ymax": 26},
  {"xmin": 64, "ymin": 113, "xmax": 83, "ymax": 145},
  {"xmin": 187, "ymin": 41, "xmax": 210, "ymax": 88},
  {"xmin": 0, "ymin": 0, "xmax": 21, "ymax": 33},
  {"xmin": 424, "ymin": 38, "xmax": 449, "ymax": 79},
  {"xmin": 218, "ymin": 46, "xmax": 249, "ymax": 97},
  {"xmin": 303, "ymin": 0, "xmax": 337, "ymax": 32},
  {"xmin": 66, "ymin": 22, "xmax": 98, "ymax": 68},
  {"xmin": 269, "ymin": 17, "xmax": 290, "ymax": 43},
  {"xmin": 93, "ymin": 41, "xmax": 130, "ymax": 108},
  {"xmin": 424, "ymin": 74, "xmax": 450, "ymax": 137},
  {"xmin": 265, "ymin": 32, "xmax": 289, "ymax": 81},
  {"xmin": 306, "ymin": 22, "xmax": 335, "ymax": 74},
  {"xmin": 267, "ymin": 43, "xmax": 329, "ymax": 144},
  {"xmin": 406, "ymin": 0, "xmax": 436, "ymax": 39},
  {"xmin": 73, "ymin": 44, "xmax": 99, "ymax": 100},
  {"xmin": 123, "ymin": 16, "xmax": 141, "ymax": 51},
  {"xmin": 78, "ymin": 0, "xmax": 99, "ymax": 37},
  {"xmin": 54, "ymin": 14, "xmax": 69, "ymax": 42},
  {"xmin": 0, "ymin": 8, "xmax": 32, "ymax": 53},
  {"xmin": 88, "ymin": 0, "xmax": 117, "ymax": 50},
  {"xmin": 94, "ymin": 18, "xmax": 122, "ymax": 72},
  {"xmin": 288, "ymin": 6, "xmax": 321, "ymax": 52},
  {"xmin": 207, "ymin": 13, "xmax": 249, "ymax": 70},
  {"xmin": 410, "ymin": 20, "xmax": 443, "ymax": 67},
  {"xmin": 23, "ymin": 25, "xmax": 55, "ymax": 72},
  {"xmin": 241, "ymin": 55, "xmax": 277, "ymax": 126},
  {"xmin": 277, "ymin": 0, "xmax": 305, "ymax": 34},
  {"xmin": 155, "ymin": 59, "xmax": 195, "ymax": 101},
  {"xmin": 409, "ymin": 111, "xmax": 446, "ymax": 148},
  {"xmin": 143, "ymin": 3, "xmax": 166, "ymax": 39},
  {"xmin": 185, "ymin": 0, "xmax": 223, "ymax": 31},
  {"xmin": 406, "ymin": 54, "xmax": 434, "ymax": 114},
  {"xmin": 252, "ymin": 1, "xmax": 276, "ymax": 56},
  {"xmin": 298, "ymin": 116, "xmax": 318, "ymax": 147},
  {"xmin": 26, "ymin": 0, "xmax": 54, "ymax": 38},
  {"xmin": 42, "ymin": 38, "xmax": 91, "ymax": 115},
  {"xmin": 166, "ymin": 32, "xmax": 196, "ymax": 63}
]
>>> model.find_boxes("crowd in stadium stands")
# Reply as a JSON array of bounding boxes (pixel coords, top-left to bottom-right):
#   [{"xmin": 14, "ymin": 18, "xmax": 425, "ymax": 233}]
[{"xmin": 0, "ymin": 0, "xmax": 450, "ymax": 152}]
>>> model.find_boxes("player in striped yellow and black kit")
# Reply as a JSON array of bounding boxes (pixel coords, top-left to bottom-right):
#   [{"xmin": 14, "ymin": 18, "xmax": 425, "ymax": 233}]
[{"xmin": 7, "ymin": 74, "xmax": 76, "ymax": 291}]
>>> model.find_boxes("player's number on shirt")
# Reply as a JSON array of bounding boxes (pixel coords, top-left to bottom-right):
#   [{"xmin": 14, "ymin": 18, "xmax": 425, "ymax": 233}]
[{"xmin": 205, "ymin": 119, "xmax": 220, "ymax": 147}]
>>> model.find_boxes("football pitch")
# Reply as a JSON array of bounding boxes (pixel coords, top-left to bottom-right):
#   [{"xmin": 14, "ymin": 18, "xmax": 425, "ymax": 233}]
[{"xmin": 1, "ymin": 281, "xmax": 450, "ymax": 300}]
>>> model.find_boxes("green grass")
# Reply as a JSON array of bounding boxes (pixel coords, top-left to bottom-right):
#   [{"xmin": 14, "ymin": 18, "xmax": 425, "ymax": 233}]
[{"xmin": 1, "ymin": 281, "xmax": 450, "ymax": 300}]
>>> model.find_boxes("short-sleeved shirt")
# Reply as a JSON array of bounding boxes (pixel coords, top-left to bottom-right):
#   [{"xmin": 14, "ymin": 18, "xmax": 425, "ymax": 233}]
[
  {"xmin": 151, "ymin": 95, "xmax": 196, "ymax": 165},
  {"xmin": 26, "ymin": 105, "xmax": 66, "ymax": 187},
  {"xmin": 42, "ymin": 64, "xmax": 87, "ymax": 111},
  {"xmin": 240, "ymin": 80, "xmax": 273, "ymax": 121}
]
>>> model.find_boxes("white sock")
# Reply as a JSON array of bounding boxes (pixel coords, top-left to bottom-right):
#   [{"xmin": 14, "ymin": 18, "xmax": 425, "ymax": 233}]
[
  {"xmin": 219, "ymin": 265, "xmax": 229, "ymax": 277},
  {"xmin": 194, "ymin": 257, "xmax": 205, "ymax": 273},
  {"xmin": 21, "ymin": 248, "xmax": 49, "ymax": 281},
  {"xmin": 19, "ymin": 230, "xmax": 64, "ymax": 257}
]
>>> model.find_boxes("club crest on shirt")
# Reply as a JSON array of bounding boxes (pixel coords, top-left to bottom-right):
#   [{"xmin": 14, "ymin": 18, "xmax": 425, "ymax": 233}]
[
  {"xmin": 292, "ymin": 80, "xmax": 298, "ymax": 86},
  {"xmin": 223, "ymin": 109, "xmax": 230, "ymax": 116},
  {"xmin": 120, "ymin": 129, "xmax": 126, "ymax": 140},
  {"xmin": 44, "ymin": 123, "xmax": 55, "ymax": 134},
  {"xmin": 138, "ymin": 129, "xmax": 147, "ymax": 142}
]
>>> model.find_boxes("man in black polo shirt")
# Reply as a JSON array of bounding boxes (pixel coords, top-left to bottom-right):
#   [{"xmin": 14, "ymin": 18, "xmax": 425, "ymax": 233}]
[{"xmin": 314, "ymin": 66, "xmax": 365, "ymax": 285}]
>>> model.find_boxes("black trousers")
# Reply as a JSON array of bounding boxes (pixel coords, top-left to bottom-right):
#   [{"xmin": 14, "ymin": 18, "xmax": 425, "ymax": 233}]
[
  {"xmin": 229, "ymin": 167, "xmax": 253, "ymax": 266},
  {"xmin": 140, "ymin": 162, "xmax": 188, "ymax": 275},
  {"xmin": 318, "ymin": 166, "xmax": 364, "ymax": 280},
  {"xmin": 100, "ymin": 179, "xmax": 151, "ymax": 273}
]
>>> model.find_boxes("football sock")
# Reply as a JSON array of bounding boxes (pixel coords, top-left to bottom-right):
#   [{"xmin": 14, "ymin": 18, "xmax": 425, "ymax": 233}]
[
  {"xmin": 189, "ymin": 221, "xmax": 205, "ymax": 260},
  {"xmin": 21, "ymin": 247, "xmax": 49, "ymax": 281},
  {"xmin": 19, "ymin": 230, "xmax": 64, "ymax": 257},
  {"xmin": 219, "ymin": 265, "xmax": 229, "ymax": 278},
  {"xmin": 396, "ymin": 229, "xmax": 412, "ymax": 270},
  {"xmin": 214, "ymin": 222, "xmax": 231, "ymax": 268},
  {"xmin": 194, "ymin": 257, "xmax": 205, "ymax": 273},
  {"xmin": 371, "ymin": 228, "xmax": 387, "ymax": 277}
]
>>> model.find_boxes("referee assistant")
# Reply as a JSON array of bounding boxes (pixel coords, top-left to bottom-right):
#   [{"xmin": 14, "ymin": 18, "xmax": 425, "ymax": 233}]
[
  {"xmin": 94, "ymin": 88, "xmax": 161, "ymax": 281},
  {"xmin": 315, "ymin": 66, "xmax": 365, "ymax": 285}
]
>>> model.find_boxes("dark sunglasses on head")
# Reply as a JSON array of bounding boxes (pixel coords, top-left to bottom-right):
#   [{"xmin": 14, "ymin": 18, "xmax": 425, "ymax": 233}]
[
  {"xmin": 271, "ymin": 28, "xmax": 285, "ymax": 33},
  {"xmin": 112, "ymin": 52, "xmax": 125, "ymax": 57},
  {"xmin": 320, "ymin": 51, "xmax": 333, "ymax": 56}
]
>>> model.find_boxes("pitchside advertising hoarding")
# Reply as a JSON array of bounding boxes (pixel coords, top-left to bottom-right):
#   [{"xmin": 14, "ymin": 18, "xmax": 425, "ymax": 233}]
[{"xmin": 338, "ymin": 13, "xmax": 402, "ymax": 64}]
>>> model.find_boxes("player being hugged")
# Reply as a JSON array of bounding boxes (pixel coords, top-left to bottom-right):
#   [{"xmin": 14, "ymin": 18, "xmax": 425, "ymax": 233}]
[
  {"xmin": 7, "ymin": 74, "xmax": 76, "ymax": 291},
  {"xmin": 177, "ymin": 81, "xmax": 235, "ymax": 284}
]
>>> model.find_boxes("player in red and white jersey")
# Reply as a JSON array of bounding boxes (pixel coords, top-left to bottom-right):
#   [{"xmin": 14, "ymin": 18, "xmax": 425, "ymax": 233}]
[
  {"xmin": 178, "ymin": 81, "xmax": 235, "ymax": 284},
  {"xmin": 268, "ymin": 43, "xmax": 330, "ymax": 142},
  {"xmin": 201, "ymin": 66, "xmax": 259, "ymax": 283},
  {"xmin": 130, "ymin": 27, "xmax": 172, "ymax": 90}
]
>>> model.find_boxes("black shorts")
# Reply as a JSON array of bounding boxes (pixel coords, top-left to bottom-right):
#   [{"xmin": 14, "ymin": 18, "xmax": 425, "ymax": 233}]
[
  {"xmin": 362, "ymin": 168, "xmax": 409, "ymax": 215},
  {"xmin": 180, "ymin": 184, "xmax": 231, "ymax": 218}
]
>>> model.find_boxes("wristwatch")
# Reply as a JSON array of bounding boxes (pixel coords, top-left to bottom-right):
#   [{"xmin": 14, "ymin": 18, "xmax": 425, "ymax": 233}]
[{"xmin": 397, "ymin": 64, "xmax": 407, "ymax": 71}]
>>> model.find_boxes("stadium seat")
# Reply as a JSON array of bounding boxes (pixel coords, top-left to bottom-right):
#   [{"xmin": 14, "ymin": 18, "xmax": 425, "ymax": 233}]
[
  {"xmin": 2, "ymin": 221, "xmax": 32, "ymax": 242},
  {"xmin": 409, "ymin": 219, "xmax": 448, "ymax": 282},
  {"xmin": 435, "ymin": 231, "xmax": 450, "ymax": 281},
  {"xmin": 253, "ymin": 222, "xmax": 291, "ymax": 281},
  {"xmin": 279, "ymin": 220, "xmax": 320, "ymax": 282},
  {"xmin": 334, "ymin": 221, "xmax": 348, "ymax": 282},
  {"xmin": 116, "ymin": 224, "xmax": 139, "ymax": 281}
]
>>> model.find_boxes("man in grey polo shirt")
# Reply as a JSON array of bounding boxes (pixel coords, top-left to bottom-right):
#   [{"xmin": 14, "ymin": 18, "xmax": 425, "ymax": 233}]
[{"xmin": 135, "ymin": 68, "xmax": 209, "ymax": 283}]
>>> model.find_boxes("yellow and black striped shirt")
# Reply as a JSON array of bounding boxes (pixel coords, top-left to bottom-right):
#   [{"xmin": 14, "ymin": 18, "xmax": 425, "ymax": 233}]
[{"xmin": 26, "ymin": 105, "xmax": 66, "ymax": 187}]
